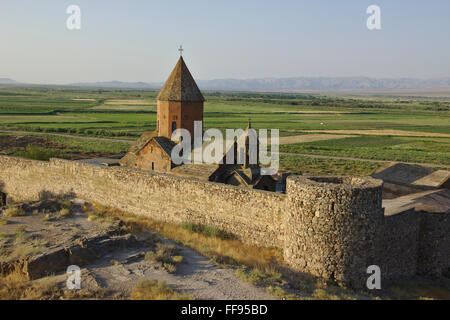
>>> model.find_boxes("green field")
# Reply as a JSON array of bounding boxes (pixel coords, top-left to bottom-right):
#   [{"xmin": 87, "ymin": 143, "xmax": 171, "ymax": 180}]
[
  {"xmin": 280, "ymin": 136, "xmax": 450, "ymax": 165},
  {"xmin": 0, "ymin": 86, "xmax": 449, "ymax": 175}
]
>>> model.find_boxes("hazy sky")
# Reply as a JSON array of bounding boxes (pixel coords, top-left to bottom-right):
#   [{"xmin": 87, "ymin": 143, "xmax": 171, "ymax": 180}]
[{"xmin": 1, "ymin": 0, "xmax": 449, "ymax": 84}]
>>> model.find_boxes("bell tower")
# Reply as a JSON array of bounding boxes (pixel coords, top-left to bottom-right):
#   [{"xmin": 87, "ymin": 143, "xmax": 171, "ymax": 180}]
[{"xmin": 156, "ymin": 55, "xmax": 205, "ymax": 140}]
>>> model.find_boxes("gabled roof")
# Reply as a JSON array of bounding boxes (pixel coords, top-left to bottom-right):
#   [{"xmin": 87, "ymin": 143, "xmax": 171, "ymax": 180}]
[
  {"xmin": 383, "ymin": 189, "xmax": 450, "ymax": 215},
  {"xmin": 119, "ymin": 131, "xmax": 157, "ymax": 167},
  {"xmin": 372, "ymin": 162, "xmax": 450, "ymax": 189},
  {"xmin": 119, "ymin": 131, "xmax": 175, "ymax": 167},
  {"xmin": 128, "ymin": 131, "xmax": 157, "ymax": 154},
  {"xmin": 153, "ymin": 136, "xmax": 177, "ymax": 157},
  {"xmin": 171, "ymin": 163, "xmax": 219, "ymax": 181},
  {"xmin": 225, "ymin": 167, "xmax": 261, "ymax": 186},
  {"xmin": 156, "ymin": 56, "xmax": 205, "ymax": 102}
]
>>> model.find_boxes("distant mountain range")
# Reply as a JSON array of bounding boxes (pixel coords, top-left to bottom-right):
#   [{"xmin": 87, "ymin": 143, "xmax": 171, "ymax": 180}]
[
  {"xmin": 196, "ymin": 77, "xmax": 450, "ymax": 91},
  {"xmin": 0, "ymin": 78, "xmax": 18, "ymax": 84},
  {"xmin": 69, "ymin": 77, "xmax": 450, "ymax": 91},
  {"xmin": 69, "ymin": 81, "xmax": 154, "ymax": 89},
  {"xmin": 3, "ymin": 77, "xmax": 450, "ymax": 91}
]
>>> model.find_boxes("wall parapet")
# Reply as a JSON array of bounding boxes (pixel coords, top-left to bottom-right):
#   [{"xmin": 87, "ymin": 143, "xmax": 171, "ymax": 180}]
[
  {"xmin": 0, "ymin": 156, "xmax": 286, "ymax": 248},
  {"xmin": 284, "ymin": 175, "xmax": 384, "ymax": 287},
  {"xmin": 0, "ymin": 155, "xmax": 448, "ymax": 289}
]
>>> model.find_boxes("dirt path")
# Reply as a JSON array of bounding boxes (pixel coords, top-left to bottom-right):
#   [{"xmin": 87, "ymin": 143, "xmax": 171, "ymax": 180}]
[
  {"xmin": 279, "ymin": 152, "xmax": 450, "ymax": 169},
  {"xmin": 0, "ymin": 130, "xmax": 134, "ymax": 143},
  {"xmin": 2, "ymin": 129, "xmax": 448, "ymax": 168},
  {"xmin": 278, "ymin": 134, "xmax": 355, "ymax": 145},
  {"xmin": 0, "ymin": 130, "xmax": 354, "ymax": 146},
  {"xmin": 301, "ymin": 129, "xmax": 450, "ymax": 138},
  {"xmin": 1, "ymin": 199, "xmax": 276, "ymax": 300},
  {"xmin": 83, "ymin": 243, "xmax": 276, "ymax": 300}
]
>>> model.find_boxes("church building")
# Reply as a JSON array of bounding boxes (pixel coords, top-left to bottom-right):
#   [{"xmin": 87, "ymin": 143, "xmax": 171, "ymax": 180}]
[{"xmin": 119, "ymin": 55, "xmax": 285, "ymax": 191}]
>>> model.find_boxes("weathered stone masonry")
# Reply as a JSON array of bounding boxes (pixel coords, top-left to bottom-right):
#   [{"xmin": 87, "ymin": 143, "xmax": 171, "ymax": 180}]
[
  {"xmin": 0, "ymin": 156, "xmax": 448, "ymax": 288},
  {"xmin": 284, "ymin": 176, "xmax": 384, "ymax": 287}
]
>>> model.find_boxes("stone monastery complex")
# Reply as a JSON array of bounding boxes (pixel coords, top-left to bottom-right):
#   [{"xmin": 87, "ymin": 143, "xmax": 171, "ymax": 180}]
[
  {"xmin": 0, "ymin": 57, "xmax": 448, "ymax": 289},
  {"xmin": 119, "ymin": 56, "xmax": 283, "ymax": 191}
]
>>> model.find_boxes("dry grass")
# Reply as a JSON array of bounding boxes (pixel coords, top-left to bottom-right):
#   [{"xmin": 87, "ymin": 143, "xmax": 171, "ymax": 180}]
[
  {"xmin": 57, "ymin": 208, "xmax": 71, "ymax": 218},
  {"xmin": 84, "ymin": 203, "xmax": 450, "ymax": 300},
  {"xmin": 130, "ymin": 279, "xmax": 193, "ymax": 300},
  {"xmin": 89, "ymin": 204, "xmax": 283, "ymax": 271},
  {"xmin": 3, "ymin": 207, "xmax": 26, "ymax": 217},
  {"xmin": 3, "ymin": 233, "xmax": 48, "ymax": 262},
  {"xmin": 389, "ymin": 283, "xmax": 450, "ymax": 300},
  {"xmin": 145, "ymin": 243, "xmax": 182, "ymax": 273},
  {"xmin": 0, "ymin": 218, "xmax": 9, "ymax": 226},
  {"xmin": 278, "ymin": 134, "xmax": 355, "ymax": 145},
  {"xmin": 303, "ymin": 129, "xmax": 450, "ymax": 138},
  {"xmin": 0, "ymin": 266, "xmax": 60, "ymax": 300},
  {"xmin": 85, "ymin": 204, "xmax": 313, "ymax": 298},
  {"xmin": 0, "ymin": 265, "xmax": 108, "ymax": 300},
  {"xmin": 235, "ymin": 266, "xmax": 283, "ymax": 286},
  {"xmin": 14, "ymin": 225, "xmax": 26, "ymax": 233},
  {"xmin": 179, "ymin": 222, "xmax": 231, "ymax": 240},
  {"xmin": 266, "ymin": 286, "xmax": 297, "ymax": 300}
]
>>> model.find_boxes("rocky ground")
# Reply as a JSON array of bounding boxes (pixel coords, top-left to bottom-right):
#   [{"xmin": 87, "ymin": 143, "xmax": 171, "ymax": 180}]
[
  {"xmin": 1, "ymin": 197, "xmax": 449, "ymax": 300},
  {"xmin": 0, "ymin": 198, "xmax": 275, "ymax": 300}
]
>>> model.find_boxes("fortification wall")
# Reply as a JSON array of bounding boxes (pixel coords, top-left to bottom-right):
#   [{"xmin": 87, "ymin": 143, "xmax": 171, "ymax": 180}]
[
  {"xmin": 378, "ymin": 209, "xmax": 450, "ymax": 282},
  {"xmin": 378, "ymin": 210, "xmax": 421, "ymax": 281},
  {"xmin": 417, "ymin": 212, "xmax": 450, "ymax": 276},
  {"xmin": 284, "ymin": 176, "xmax": 384, "ymax": 286},
  {"xmin": 0, "ymin": 156, "xmax": 286, "ymax": 248},
  {"xmin": 1, "ymin": 155, "xmax": 448, "ymax": 288}
]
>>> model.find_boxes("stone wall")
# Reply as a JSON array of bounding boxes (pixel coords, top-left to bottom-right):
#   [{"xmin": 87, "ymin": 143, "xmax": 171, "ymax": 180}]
[
  {"xmin": 417, "ymin": 212, "xmax": 450, "ymax": 276},
  {"xmin": 0, "ymin": 156, "xmax": 286, "ymax": 248},
  {"xmin": 378, "ymin": 210, "xmax": 421, "ymax": 281},
  {"xmin": 0, "ymin": 155, "xmax": 448, "ymax": 289},
  {"xmin": 284, "ymin": 176, "xmax": 384, "ymax": 287}
]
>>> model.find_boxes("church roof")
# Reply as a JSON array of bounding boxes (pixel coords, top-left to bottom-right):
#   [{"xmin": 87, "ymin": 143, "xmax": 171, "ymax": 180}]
[
  {"xmin": 128, "ymin": 131, "xmax": 157, "ymax": 154},
  {"xmin": 171, "ymin": 163, "xmax": 220, "ymax": 181},
  {"xmin": 119, "ymin": 131, "xmax": 156, "ymax": 167},
  {"xmin": 119, "ymin": 132, "xmax": 177, "ymax": 167},
  {"xmin": 156, "ymin": 57, "xmax": 205, "ymax": 102},
  {"xmin": 153, "ymin": 136, "xmax": 177, "ymax": 157}
]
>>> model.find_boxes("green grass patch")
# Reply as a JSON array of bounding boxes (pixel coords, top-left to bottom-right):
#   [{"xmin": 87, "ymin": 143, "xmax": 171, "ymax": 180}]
[
  {"xmin": 13, "ymin": 145, "xmax": 60, "ymax": 161},
  {"xmin": 235, "ymin": 266, "xmax": 283, "ymax": 286},
  {"xmin": 280, "ymin": 135, "xmax": 450, "ymax": 165},
  {"xmin": 179, "ymin": 222, "xmax": 231, "ymax": 240},
  {"xmin": 280, "ymin": 154, "xmax": 382, "ymax": 176}
]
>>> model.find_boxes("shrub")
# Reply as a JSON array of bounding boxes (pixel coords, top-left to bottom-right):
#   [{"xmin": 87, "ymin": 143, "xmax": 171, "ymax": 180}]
[
  {"xmin": 179, "ymin": 222, "xmax": 230, "ymax": 240},
  {"xmin": 15, "ymin": 146, "xmax": 59, "ymax": 161},
  {"xmin": 145, "ymin": 243, "xmax": 181, "ymax": 273},
  {"xmin": 57, "ymin": 208, "xmax": 71, "ymax": 218},
  {"xmin": 130, "ymin": 280, "xmax": 192, "ymax": 300},
  {"xmin": 3, "ymin": 207, "xmax": 26, "ymax": 217}
]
